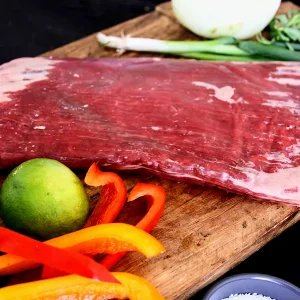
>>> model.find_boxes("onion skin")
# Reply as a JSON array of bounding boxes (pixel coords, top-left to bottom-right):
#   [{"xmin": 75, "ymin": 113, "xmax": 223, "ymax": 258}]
[{"xmin": 171, "ymin": 0, "xmax": 281, "ymax": 40}]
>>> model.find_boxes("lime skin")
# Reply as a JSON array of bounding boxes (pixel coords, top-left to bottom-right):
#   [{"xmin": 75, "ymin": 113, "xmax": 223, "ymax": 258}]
[{"xmin": 0, "ymin": 158, "xmax": 89, "ymax": 240}]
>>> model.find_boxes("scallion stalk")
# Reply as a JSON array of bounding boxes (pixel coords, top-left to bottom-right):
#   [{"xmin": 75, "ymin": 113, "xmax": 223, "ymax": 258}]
[{"xmin": 97, "ymin": 33, "xmax": 249, "ymax": 56}]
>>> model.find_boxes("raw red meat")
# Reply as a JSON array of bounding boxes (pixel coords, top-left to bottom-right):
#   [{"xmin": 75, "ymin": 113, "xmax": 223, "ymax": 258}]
[{"xmin": 1, "ymin": 57, "xmax": 300, "ymax": 206}]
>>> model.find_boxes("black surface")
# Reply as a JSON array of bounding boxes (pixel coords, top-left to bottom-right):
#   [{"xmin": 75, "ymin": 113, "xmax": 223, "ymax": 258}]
[
  {"xmin": 0, "ymin": 1, "xmax": 300, "ymax": 298},
  {"xmin": 0, "ymin": 0, "xmax": 165, "ymax": 64}
]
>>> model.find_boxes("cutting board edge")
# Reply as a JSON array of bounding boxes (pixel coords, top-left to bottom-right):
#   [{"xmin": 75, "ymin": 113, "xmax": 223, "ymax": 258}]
[{"xmin": 175, "ymin": 209, "xmax": 300, "ymax": 300}]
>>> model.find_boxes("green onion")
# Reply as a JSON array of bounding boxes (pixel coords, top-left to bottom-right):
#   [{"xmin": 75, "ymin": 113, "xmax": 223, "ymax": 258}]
[
  {"xmin": 97, "ymin": 33, "xmax": 250, "ymax": 57},
  {"xmin": 97, "ymin": 31, "xmax": 299, "ymax": 62},
  {"xmin": 239, "ymin": 41, "xmax": 300, "ymax": 61}
]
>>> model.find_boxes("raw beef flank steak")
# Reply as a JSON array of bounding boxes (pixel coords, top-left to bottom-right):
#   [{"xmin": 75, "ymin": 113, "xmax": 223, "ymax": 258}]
[{"xmin": 1, "ymin": 57, "xmax": 300, "ymax": 205}]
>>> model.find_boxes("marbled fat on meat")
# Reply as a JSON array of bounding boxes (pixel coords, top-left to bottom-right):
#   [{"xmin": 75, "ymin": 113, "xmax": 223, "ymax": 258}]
[{"xmin": 1, "ymin": 57, "xmax": 300, "ymax": 206}]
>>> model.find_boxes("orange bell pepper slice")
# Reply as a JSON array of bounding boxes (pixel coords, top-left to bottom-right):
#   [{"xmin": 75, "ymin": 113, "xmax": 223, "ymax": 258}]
[
  {"xmin": 0, "ymin": 223, "xmax": 165, "ymax": 276},
  {"xmin": 101, "ymin": 182, "xmax": 166, "ymax": 269},
  {"xmin": 84, "ymin": 162, "xmax": 127, "ymax": 226},
  {"xmin": 0, "ymin": 272, "xmax": 165, "ymax": 300}
]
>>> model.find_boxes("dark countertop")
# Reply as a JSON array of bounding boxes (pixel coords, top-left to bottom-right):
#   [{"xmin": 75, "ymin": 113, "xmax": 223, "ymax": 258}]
[{"xmin": 1, "ymin": 1, "xmax": 299, "ymax": 298}]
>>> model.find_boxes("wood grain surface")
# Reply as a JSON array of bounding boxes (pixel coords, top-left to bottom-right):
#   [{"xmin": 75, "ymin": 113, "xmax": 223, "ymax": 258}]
[{"xmin": 39, "ymin": 2, "xmax": 300, "ymax": 299}]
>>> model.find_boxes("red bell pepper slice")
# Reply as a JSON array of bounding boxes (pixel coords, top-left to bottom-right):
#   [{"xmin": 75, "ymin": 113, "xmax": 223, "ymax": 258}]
[
  {"xmin": 42, "ymin": 165, "xmax": 165, "ymax": 277},
  {"xmin": 0, "ymin": 227, "xmax": 119, "ymax": 284},
  {"xmin": 42, "ymin": 267, "xmax": 67, "ymax": 280},
  {"xmin": 84, "ymin": 162, "xmax": 127, "ymax": 227},
  {"xmin": 100, "ymin": 182, "xmax": 166, "ymax": 270}
]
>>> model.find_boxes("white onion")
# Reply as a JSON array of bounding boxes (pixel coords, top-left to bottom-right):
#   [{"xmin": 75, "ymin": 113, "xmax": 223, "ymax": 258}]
[{"xmin": 172, "ymin": 0, "xmax": 281, "ymax": 40}]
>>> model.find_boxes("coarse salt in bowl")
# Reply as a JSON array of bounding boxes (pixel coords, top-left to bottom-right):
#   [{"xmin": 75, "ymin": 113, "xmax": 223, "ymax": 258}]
[
  {"xmin": 203, "ymin": 273, "xmax": 300, "ymax": 300},
  {"xmin": 222, "ymin": 293, "xmax": 276, "ymax": 300}
]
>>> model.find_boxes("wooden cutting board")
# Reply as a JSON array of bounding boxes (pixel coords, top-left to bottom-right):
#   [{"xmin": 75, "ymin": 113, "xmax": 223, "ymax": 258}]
[{"xmin": 38, "ymin": 1, "xmax": 300, "ymax": 299}]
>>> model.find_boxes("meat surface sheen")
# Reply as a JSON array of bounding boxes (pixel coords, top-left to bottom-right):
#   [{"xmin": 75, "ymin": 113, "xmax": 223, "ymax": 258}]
[{"xmin": 1, "ymin": 57, "xmax": 300, "ymax": 205}]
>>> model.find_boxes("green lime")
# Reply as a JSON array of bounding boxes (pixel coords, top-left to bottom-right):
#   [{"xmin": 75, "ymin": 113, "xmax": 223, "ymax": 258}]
[{"xmin": 0, "ymin": 158, "xmax": 89, "ymax": 240}]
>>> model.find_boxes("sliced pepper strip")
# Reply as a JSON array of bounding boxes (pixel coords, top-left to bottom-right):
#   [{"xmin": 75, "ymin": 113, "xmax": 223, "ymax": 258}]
[
  {"xmin": 41, "ymin": 266, "xmax": 67, "ymax": 280},
  {"xmin": 0, "ymin": 272, "xmax": 165, "ymax": 300},
  {"xmin": 101, "ymin": 183, "xmax": 166, "ymax": 270},
  {"xmin": 84, "ymin": 162, "xmax": 127, "ymax": 226},
  {"xmin": 129, "ymin": 183, "xmax": 166, "ymax": 232},
  {"xmin": 0, "ymin": 227, "xmax": 118, "ymax": 283},
  {"xmin": 0, "ymin": 223, "xmax": 165, "ymax": 276}
]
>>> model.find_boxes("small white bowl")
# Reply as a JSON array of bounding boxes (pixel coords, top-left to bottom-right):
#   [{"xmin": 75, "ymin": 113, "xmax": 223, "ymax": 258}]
[{"xmin": 203, "ymin": 273, "xmax": 300, "ymax": 300}]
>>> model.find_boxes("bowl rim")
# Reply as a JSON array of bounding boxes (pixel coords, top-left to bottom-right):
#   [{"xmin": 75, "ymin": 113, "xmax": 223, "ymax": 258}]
[{"xmin": 203, "ymin": 273, "xmax": 300, "ymax": 300}]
